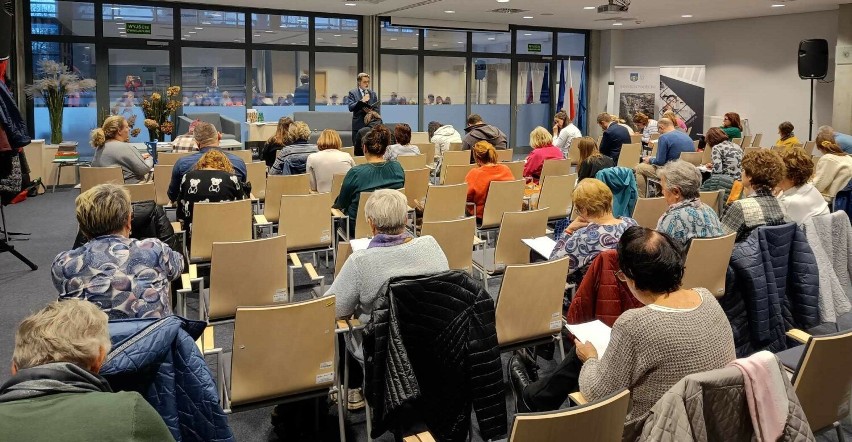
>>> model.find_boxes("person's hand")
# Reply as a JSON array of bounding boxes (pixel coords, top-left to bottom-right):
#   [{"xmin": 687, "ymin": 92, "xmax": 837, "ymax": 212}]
[
  {"xmin": 553, "ymin": 123, "xmax": 560, "ymax": 135},
  {"xmin": 362, "ymin": 92, "xmax": 371, "ymax": 103},
  {"xmin": 704, "ymin": 162, "xmax": 712, "ymax": 169},
  {"xmin": 141, "ymin": 153, "xmax": 151, "ymax": 159},
  {"xmin": 567, "ymin": 216, "xmax": 589, "ymax": 233},
  {"xmin": 575, "ymin": 339, "xmax": 598, "ymax": 362},
  {"xmin": 642, "ymin": 156, "xmax": 651, "ymax": 164}
]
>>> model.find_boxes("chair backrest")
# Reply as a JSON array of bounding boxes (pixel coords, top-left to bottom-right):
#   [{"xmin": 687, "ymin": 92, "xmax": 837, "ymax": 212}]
[
  {"xmin": 802, "ymin": 140, "xmax": 816, "ymax": 156},
  {"xmin": 509, "ymin": 389, "xmax": 631, "ymax": 442},
  {"xmin": 701, "ymin": 145, "xmax": 713, "ymax": 166},
  {"xmin": 443, "ymin": 164, "xmax": 475, "ymax": 186},
  {"xmin": 330, "ymin": 173, "xmax": 346, "ymax": 203},
  {"xmin": 792, "ymin": 329, "xmax": 852, "ymax": 432},
  {"xmin": 504, "ymin": 161, "xmax": 525, "ymax": 180},
  {"xmin": 448, "ymin": 141, "xmax": 463, "ymax": 151},
  {"xmin": 190, "ymin": 199, "xmax": 253, "ymax": 261},
  {"xmin": 341, "ymin": 146, "xmax": 355, "ymax": 157},
  {"xmin": 630, "ymin": 134, "xmax": 642, "ymax": 144},
  {"xmin": 209, "ymin": 235, "xmax": 288, "ymax": 320},
  {"xmin": 335, "ymin": 241, "xmax": 352, "ymax": 277},
  {"xmin": 743, "ymin": 147, "xmax": 762, "ymax": 157},
  {"xmin": 617, "ymin": 143, "xmax": 642, "ymax": 168},
  {"xmin": 264, "ymin": 174, "xmax": 311, "ymax": 222},
  {"xmin": 229, "ymin": 297, "xmax": 336, "ymax": 407},
  {"xmin": 80, "ymin": 166, "xmax": 124, "ymax": 192},
  {"xmin": 732, "ymin": 137, "xmax": 743, "ymax": 146},
  {"xmin": 410, "ymin": 131, "xmax": 430, "ymax": 145},
  {"xmin": 420, "ymin": 217, "xmax": 477, "ymax": 273},
  {"xmin": 567, "ymin": 137, "xmax": 582, "ymax": 165},
  {"xmin": 481, "ymin": 179, "xmax": 525, "ymax": 229},
  {"xmin": 631, "ymin": 197, "xmax": 669, "ymax": 229},
  {"xmin": 751, "ymin": 133, "xmax": 763, "ymax": 148},
  {"xmin": 740, "ymin": 135, "xmax": 753, "ymax": 149},
  {"xmin": 679, "ymin": 151, "xmax": 703, "ymax": 166},
  {"xmin": 245, "ymin": 161, "xmax": 267, "ymax": 201},
  {"xmin": 232, "ymin": 150, "xmax": 252, "ymax": 164},
  {"xmin": 495, "ymin": 256, "xmax": 570, "ymax": 346},
  {"xmin": 397, "ymin": 154, "xmax": 427, "ymax": 170},
  {"xmin": 497, "ymin": 149, "xmax": 514, "ymax": 163},
  {"xmin": 279, "ymin": 192, "xmax": 333, "ymax": 251},
  {"xmin": 152, "ymin": 165, "xmax": 173, "ymax": 206},
  {"xmin": 699, "ymin": 190, "xmax": 722, "ymax": 216},
  {"xmin": 422, "ymin": 183, "xmax": 467, "ymax": 223},
  {"xmin": 403, "ymin": 168, "xmax": 430, "ymax": 208},
  {"xmin": 494, "ymin": 208, "xmax": 549, "ymax": 267},
  {"xmin": 158, "ymin": 152, "xmax": 191, "ymax": 166},
  {"xmin": 540, "ymin": 159, "xmax": 571, "ymax": 179},
  {"xmin": 416, "ymin": 143, "xmax": 437, "ymax": 165},
  {"xmin": 123, "ymin": 182, "xmax": 156, "ymax": 203},
  {"xmin": 693, "ymin": 139, "xmax": 700, "ymax": 150},
  {"xmin": 681, "ymin": 233, "xmax": 736, "ymax": 298},
  {"xmin": 440, "ymin": 150, "xmax": 471, "ymax": 181},
  {"xmin": 537, "ymin": 174, "xmax": 576, "ymax": 220},
  {"xmin": 650, "ymin": 133, "xmax": 661, "ymax": 141},
  {"xmin": 354, "ymin": 191, "xmax": 373, "ymax": 239},
  {"xmin": 354, "ymin": 156, "xmax": 367, "ymax": 165}
]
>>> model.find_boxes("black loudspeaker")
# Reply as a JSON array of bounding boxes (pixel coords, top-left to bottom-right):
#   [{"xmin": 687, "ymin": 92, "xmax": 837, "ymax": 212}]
[
  {"xmin": 475, "ymin": 60, "xmax": 487, "ymax": 80},
  {"xmin": 798, "ymin": 39, "xmax": 828, "ymax": 80}
]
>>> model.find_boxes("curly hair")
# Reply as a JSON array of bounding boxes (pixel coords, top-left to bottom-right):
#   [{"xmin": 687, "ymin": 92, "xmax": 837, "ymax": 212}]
[
  {"xmin": 288, "ymin": 121, "xmax": 312, "ymax": 142},
  {"xmin": 364, "ymin": 125, "xmax": 391, "ymax": 157},
  {"xmin": 778, "ymin": 147, "xmax": 814, "ymax": 187},
  {"xmin": 742, "ymin": 149, "xmax": 785, "ymax": 191},
  {"xmin": 632, "ymin": 112, "xmax": 649, "ymax": 125},
  {"xmin": 394, "ymin": 123, "xmax": 412, "ymax": 145},
  {"xmin": 194, "ymin": 149, "xmax": 234, "ymax": 173}
]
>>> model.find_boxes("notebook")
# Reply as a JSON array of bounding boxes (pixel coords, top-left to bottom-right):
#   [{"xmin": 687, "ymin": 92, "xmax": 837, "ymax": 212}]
[
  {"xmin": 565, "ymin": 320, "xmax": 612, "ymax": 358},
  {"xmin": 523, "ymin": 236, "xmax": 556, "ymax": 259}
]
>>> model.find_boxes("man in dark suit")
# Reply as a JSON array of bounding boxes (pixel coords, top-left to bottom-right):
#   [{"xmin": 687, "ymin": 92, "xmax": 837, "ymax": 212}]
[
  {"xmin": 347, "ymin": 73, "xmax": 380, "ymax": 141},
  {"xmin": 293, "ymin": 74, "xmax": 310, "ymax": 106},
  {"xmin": 597, "ymin": 112, "xmax": 631, "ymax": 165}
]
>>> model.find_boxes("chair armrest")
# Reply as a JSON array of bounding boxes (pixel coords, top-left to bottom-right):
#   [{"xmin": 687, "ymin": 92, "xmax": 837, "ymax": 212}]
[
  {"xmin": 180, "ymin": 264, "xmax": 198, "ymax": 290},
  {"xmin": 254, "ymin": 214, "xmax": 269, "ymax": 225},
  {"xmin": 331, "ymin": 208, "xmax": 345, "ymax": 218},
  {"xmin": 289, "ymin": 252, "xmax": 303, "ymax": 269},
  {"xmin": 472, "ymin": 236, "xmax": 484, "ymax": 246},
  {"xmin": 569, "ymin": 392, "xmax": 588, "ymax": 405},
  {"xmin": 219, "ymin": 115, "xmax": 241, "ymax": 142},
  {"xmin": 335, "ymin": 318, "xmax": 365, "ymax": 334},
  {"xmin": 403, "ymin": 432, "xmax": 436, "ymax": 442},
  {"xmin": 304, "ymin": 262, "xmax": 321, "ymax": 281},
  {"xmin": 786, "ymin": 329, "xmax": 811, "ymax": 344},
  {"xmin": 170, "ymin": 221, "xmax": 183, "ymax": 234}
]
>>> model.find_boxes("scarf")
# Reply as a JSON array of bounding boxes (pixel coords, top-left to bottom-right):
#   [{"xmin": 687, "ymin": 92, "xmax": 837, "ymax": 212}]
[
  {"xmin": 368, "ymin": 232, "xmax": 412, "ymax": 249},
  {"xmin": 0, "ymin": 362, "xmax": 111, "ymax": 403}
]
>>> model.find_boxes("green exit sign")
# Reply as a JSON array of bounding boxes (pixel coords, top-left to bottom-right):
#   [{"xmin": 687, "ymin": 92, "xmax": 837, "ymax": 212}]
[
  {"xmin": 125, "ymin": 23, "xmax": 152, "ymax": 35},
  {"xmin": 527, "ymin": 43, "xmax": 542, "ymax": 53}
]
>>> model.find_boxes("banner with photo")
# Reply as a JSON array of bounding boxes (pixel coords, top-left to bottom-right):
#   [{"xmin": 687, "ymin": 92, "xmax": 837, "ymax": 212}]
[
  {"xmin": 660, "ymin": 65, "xmax": 706, "ymax": 137},
  {"xmin": 613, "ymin": 67, "xmax": 661, "ymax": 129}
]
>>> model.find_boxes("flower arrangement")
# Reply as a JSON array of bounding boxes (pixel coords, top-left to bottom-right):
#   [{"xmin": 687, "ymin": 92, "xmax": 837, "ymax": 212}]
[
  {"xmin": 25, "ymin": 60, "xmax": 96, "ymax": 145},
  {"xmin": 141, "ymin": 86, "xmax": 182, "ymax": 141}
]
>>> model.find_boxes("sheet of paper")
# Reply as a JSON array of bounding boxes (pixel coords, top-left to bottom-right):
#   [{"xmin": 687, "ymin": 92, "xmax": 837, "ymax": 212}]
[
  {"xmin": 349, "ymin": 238, "xmax": 371, "ymax": 252},
  {"xmin": 522, "ymin": 236, "xmax": 556, "ymax": 259},
  {"xmin": 565, "ymin": 320, "xmax": 612, "ymax": 358}
]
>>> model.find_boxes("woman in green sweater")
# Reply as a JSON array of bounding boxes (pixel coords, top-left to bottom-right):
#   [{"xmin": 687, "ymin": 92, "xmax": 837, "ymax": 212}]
[
  {"xmin": 721, "ymin": 112, "xmax": 743, "ymax": 140},
  {"xmin": 333, "ymin": 124, "xmax": 405, "ymax": 236}
]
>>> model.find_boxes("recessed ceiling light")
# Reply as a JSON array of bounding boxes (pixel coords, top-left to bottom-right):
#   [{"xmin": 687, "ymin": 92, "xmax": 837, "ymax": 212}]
[
  {"xmin": 194, "ymin": 27, "xmax": 203, "ymax": 30},
  {"xmin": 487, "ymin": 37, "xmax": 496, "ymax": 40},
  {"xmin": 524, "ymin": 33, "xmax": 532, "ymax": 36},
  {"xmin": 444, "ymin": 10, "xmax": 455, "ymax": 13},
  {"xmin": 583, "ymin": 6, "xmax": 595, "ymax": 9},
  {"xmin": 318, "ymin": 37, "xmax": 324, "ymax": 40},
  {"xmin": 253, "ymin": 34, "xmax": 260, "ymax": 37},
  {"xmin": 613, "ymin": 22, "xmax": 623, "ymax": 26},
  {"xmin": 264, "ymin": 30, "xmax": 275, "ymax": 33},
  {"xmin": 114, "ymin": 16, "xmax": 123, "ymax": 19},
  {"xmin": 522, "ymin": 16, "xmax": 534, "ymax": 19},
  {"xmin": 771, "ymin": 4, "xmax": 785, "ymax": 7},
  {"xmin": 681, "ymin": 14, "xmax": 693, "ymax": 18},
  {"xmin": 351, "ymin": 42, "xmax": 357, "ymax": 45},
  {"xmin": 457, "ymin": 41, "xmax": 464, "ymax": 44},
  {"xmin": 188, "ymin": 31, "xmax": 196, "ymax": 34},
  {"xmin": 334, "ymin": 34, "xmax": 342, "ymax": 37},
  {"xmin": 344, "ymin": 2, "xmax": 356, "ymax": 5},
  {"xmin": 116, "ymin": 22, "xmax": 124, "ymax": 25},
  {"xmin": 411, "ymin": 46, "xmax": 418, "ymax": 49},
  {"xmin": 390, "ymin": 38, "xmax": 397, "ymax": 41},
  {"xmin": 497, "ymin": 0, "xmax": 510, "ymax": 2},
  {"xmin": 111, "ymin": 6, "xmax": 120, "ymax": 10},
  {"xmin": 432, "ymin": 43, "xmax": 438, "ymax": 46},
  {"xmin": 201, "ymin": 21, "xmax": 211, "ymax": 25},
  {"xmin": 234, "ymin": 39, "xmax": 240, "ymax": 42}
]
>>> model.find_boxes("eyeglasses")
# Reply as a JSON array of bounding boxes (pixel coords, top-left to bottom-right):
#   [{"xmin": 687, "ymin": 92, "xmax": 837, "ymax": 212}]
[
  {"xmin": 723, "ymin": 117, "xmax": 730, "ymax": 121},
  {"xmin": 614, "ymin": 270, "xmax": 627, "ymax": 282}
]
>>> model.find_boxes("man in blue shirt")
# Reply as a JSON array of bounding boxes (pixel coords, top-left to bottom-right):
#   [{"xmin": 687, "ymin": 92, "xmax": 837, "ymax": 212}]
[
  {"xmin": 634, "ymin": 118, "xmax": 695, "ymax": 197},
  {"xmin": 167, "ymin": 121, "xmax": 247, "ymax": 203},
  {"xmin": 597, "ymin": 112, "xmax": 631, "ymax": 164}
]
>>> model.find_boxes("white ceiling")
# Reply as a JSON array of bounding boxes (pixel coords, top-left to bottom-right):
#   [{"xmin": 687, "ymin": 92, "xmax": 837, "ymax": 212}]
[{"xmin": 167, "ymin": 0, "xmax": 851, "ymax": 31}]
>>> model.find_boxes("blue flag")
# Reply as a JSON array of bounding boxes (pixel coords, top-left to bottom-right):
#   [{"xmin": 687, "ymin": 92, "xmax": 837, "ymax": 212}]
[
  {"xmin": 540, "ymin": 64, "xmax": 550, "ymax": 104},
  {"xmin": 556, "ymin": 61, "xmax": 566, "ymax": 112},
  {"xmin": 577, "ymin": 58, "xmax": 588, "ymax": 133}
]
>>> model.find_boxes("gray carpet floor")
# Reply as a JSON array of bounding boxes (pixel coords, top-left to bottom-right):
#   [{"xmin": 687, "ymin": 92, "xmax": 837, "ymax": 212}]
[{"xmin": 0, "ymin": 187, "xmax": 849, "ymax": 441}]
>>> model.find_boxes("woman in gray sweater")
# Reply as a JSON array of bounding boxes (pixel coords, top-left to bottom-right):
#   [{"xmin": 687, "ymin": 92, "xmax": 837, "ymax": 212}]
[
  {"xmin": 510, "ymin": 226, "xmax": 735, "ymax": 428},
  {"xmin": 91, "ymin": 116, "xmax": 151, "ymax": 184}
]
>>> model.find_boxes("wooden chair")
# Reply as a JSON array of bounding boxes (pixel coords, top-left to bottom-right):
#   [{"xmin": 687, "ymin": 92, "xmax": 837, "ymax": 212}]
[
  {"xmin": 803, "ymin": 140, "xmax": 816, "ymax": 156},
  {"xmin": 679, "ymin": 151, "xmax": 703, "ymax": 166},
  {"xmin": 509, "ymin": 389, "xmax": 630, "ymax": 442},
  {"xmin": 422, "ymin": 183, "xmax": 467, "ymax": 224},
  {"xmin": 617, "ymin": 143, "xmax": 642, "ymax": 168},
  {"xmin": 278, "ymin": 192, "xmax": 332, "ymax": 296},
  {"xmin": 504, "ymin": 161, "xmax": 525, "ymax": 180},
  {"xmin": 535, "ymin": 174, "xmax": 576, "ymax": 221},
  {"xmin": 479, "ymin": 179, "xmax": 525, "ymax": 231},
  {"xmin": 341, "ymin": 146, "xmax": 354, "ymax": 157},
  {"xmin": 443, "ymin": 164, "xmax": 475, "ymax": 186},
  {"xmin": 701, "ymin": 145, "xmax": 713, "ymax": 166},
  {"xmin": 157, "ymin": 151, "xmax": 191, "ymax": 166},
  {"xmin": 439, "ymin": 150, "xmax": 471, "ymax": 183},
  {"xmin": 264, "ymin": 174, "xmax": 311, "ymax": 223},
  {"xmin": 123, "ymin": 182, "xmax": 155, "ymax": 203},
  {"xmin": 217, "ymin": 297, "xmax": 343, "ymax": 439},
  {"xmin": 681, "ymin": 233, "xmax": 736, "ymax": 297},
  {"xmin": 751, "ymin": 133, "xmax": 763, "ymax": 148},
  {"xmin": 732, "ymin": 137, "xmax": 744, "ymax": 146},
  {"xmin": 417, "ymin": 143, "xmax": 437, "ymax": 166},
  {"xmin": 232, "ymin": 149, "xmax": 253, "ymax": 163},
  {"xmin": 410, "ymin": 131, "xmax": 430, "ymax": 145},
  {"xmin": 740, "ymin": 135, "xmax": 753, "ymax": 149},
  {"xmin": 650, "ymin": 133, "xmax": 660, "ymax": 141},
  {"xmin": 693, "ymin": 139, "xmax": 700, "ymax": 150},
  {"xmin": 567, "ymin": 138, "xmax": 582, "ymax": 165},
  {"xmin": 699, "ymin": 190, "xmax": 723, "ymax": 216},
  {"xmin": 495, "ymin": 257, "xmax": 571, "ymax": 357},
  {"xmin": 353, "ymin": 156, "xmax": 366, "ymax": 166},
  {"xmin": 631, "ymin": 197, "xmax": 669, "ymax": 229},
  {"xmin": 189, "ymin": 199, "xmax": 253, "ymax": 262},
  {"xmin": 403, "ymin": 168, "xmax": 430, "ymax": 208},
  {"xmin": 330, "ymin": 173, "xmax": 346, "ymax": 203},
  {"xmin": 497, "ymin": 149, "xmax": 514, "ymax": 163},
  {"xmin": 421, "ymin": 217, "xmax": 477, "ymax": 273},
  {"xmin": 743, "ymin": 147, "xmax": 762, "ymax": 157},
  {"xmin": 630, "ymin": 134, "xmax": 642, "ymax": 144},
  {"xmin": 473, "ymin": 208, "xmax": 549, "ymax": 285},
  {"xmin": 152, "ymin": 165, "xmax": 173, "ymax": 206},
  {"xmin": 540, "ymin": 159, "xmax": 571, "ymax": 180},
  {"xmin": 353, "ymin": 191, "xmax": 374, "ymax": 239},
  {"xmin": 80, "ymin": 166, "xmax": 123, "ymax": 193},
  {"xmin": 397, "ymin": 154, "xmax": 427, "ymax": 171},
  {"xmin": 784, "ymin": 329, "xmax": 852, "ymax": 440},
  {"xmin": 245, "ymin": 161, "xmax": 267, "ymax": 201},
  {"xmin": 448, "ymin": 141, "xmax": 463, "ymax": 151}
]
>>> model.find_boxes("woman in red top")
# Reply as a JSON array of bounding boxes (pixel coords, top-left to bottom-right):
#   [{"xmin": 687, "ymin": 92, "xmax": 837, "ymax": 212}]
[
  {"xmin": 523, "ymin": 126, "xmax": 564, "ymax": 184},
  {"xmin": 464, "ymin": 141, "xmax": 515, "ymax": 220}
]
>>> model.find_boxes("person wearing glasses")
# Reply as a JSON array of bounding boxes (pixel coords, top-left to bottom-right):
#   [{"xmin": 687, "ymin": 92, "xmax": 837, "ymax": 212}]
[
  {"xmin": 509, "ymin": 226, "xmax": 735, "ymax": 431},
  {"xmin": 720, "ymin": 112, "xmax": 743, "ymax": 140}
]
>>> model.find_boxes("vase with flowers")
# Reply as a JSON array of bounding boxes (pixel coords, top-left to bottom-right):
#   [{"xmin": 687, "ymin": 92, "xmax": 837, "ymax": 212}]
[
  {"xmin": 25, "ymin": 60, "xmax": 96, "ymax": 145},
  {"xmin": 142, "ymin": 86, "xmax": 181, "ymax": 142}
]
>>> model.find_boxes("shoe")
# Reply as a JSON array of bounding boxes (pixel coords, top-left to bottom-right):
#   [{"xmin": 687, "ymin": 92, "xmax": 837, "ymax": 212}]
[
  {"xmin": 347, "ymin": 388, "xmax": 365, "ymax": 411},
  {"xmin": 508, "ymin": 355, "xmax": 532, "ymax": 414},
  {"xmin": 515, "ymin": 350, "xmax": 540, "ymax": 382}
]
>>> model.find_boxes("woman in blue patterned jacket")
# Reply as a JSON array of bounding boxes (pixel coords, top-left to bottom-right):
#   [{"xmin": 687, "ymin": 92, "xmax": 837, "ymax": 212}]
[{"xmin": 656, "ymin": 160, "xmax": 724, "ymax": 245}]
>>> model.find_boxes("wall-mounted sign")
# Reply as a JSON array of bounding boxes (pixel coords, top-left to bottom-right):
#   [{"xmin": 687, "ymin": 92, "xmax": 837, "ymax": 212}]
[{"xmin": 126, "ymin": 23, "xmax": 152, "ymax": 35}]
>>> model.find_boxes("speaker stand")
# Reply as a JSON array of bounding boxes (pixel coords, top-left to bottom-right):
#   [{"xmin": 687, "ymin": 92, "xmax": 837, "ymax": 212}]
[
  {"xmin": 0, "ymin": 204, "xmax": 38, "ymax": 271},
  {"xmin": 808, "ymin": 78, "xmax": 815, "ymax": 141}
]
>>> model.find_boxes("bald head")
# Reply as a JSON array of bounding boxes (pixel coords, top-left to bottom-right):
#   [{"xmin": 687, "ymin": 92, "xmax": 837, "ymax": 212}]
[{"xmin": 658, "ymin": 118, "xmax": 674, "ymax": 133}]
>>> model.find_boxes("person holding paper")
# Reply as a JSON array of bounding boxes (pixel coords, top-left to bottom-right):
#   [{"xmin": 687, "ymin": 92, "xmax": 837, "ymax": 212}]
[{"xmin": 510, "ymin": 226, "xmax": 735, "ymax": 429}]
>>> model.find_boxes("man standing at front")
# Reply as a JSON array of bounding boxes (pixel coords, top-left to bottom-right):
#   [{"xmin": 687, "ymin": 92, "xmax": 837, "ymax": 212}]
[
  {"xmin": 635, "ymin": 117, "xmax": 695, "ymax": 197},
  {"xmin": 347, "ymin": 73, "xmax": 380, "ymax": 139}
]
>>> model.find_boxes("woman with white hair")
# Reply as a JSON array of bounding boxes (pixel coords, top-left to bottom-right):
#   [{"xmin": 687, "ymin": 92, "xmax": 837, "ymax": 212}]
[
  {"xmin": 656, "ymin": 160, "xmax": 724, "ymax": 245},
  {"xmin": 328, "ymin": 189, "xmax": 449, "ymax": 410}
]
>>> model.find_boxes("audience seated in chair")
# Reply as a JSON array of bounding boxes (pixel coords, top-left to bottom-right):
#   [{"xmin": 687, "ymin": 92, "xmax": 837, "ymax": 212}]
[
  {"xmin": 52, "ymin": 184, "xmax": 183, "ymax": 319},
  {"xmin": 462, "ymin": 113, "xmax": 508, "ymax": 153},
  {"xmin": 383, "ymin": 123, "xmax": 420, "ymax": 161},
  {"xmin": 776, "ymin": 146, "xmax": 829, "ymax": 224},
  {"xmin": 91, "ymin": 115, "xmax": 151, "ymax": 184},
  {"xmin": 260, "ymin": 117, "xmax": 292, "ymax": 167},
  {"xmin": 634, "ymin": 118, "xmax": 695, "ymax": 198},
  {"xmin": 720, "ymin": 149, "xmax": 786, "ymax": 241},
  {"xmin": 812, "ymin": 130, "xmax": 852, "ymax": 202},
  {"xmin": 306, "ymin": 129, "xmax": 355, "ymax": 193},
  {"xmin": 270, "ymin": 121, "xmax": 318, "ymax": 176},
  {"xmin": 167, "ymin": 121, "xmax": 247, "ymax": 203},
  {"xmin": 655, "ymin": 160, "xmax": 724, "ymax": 245},
  {"xmin": 510, "ymin": 227, "xmax": 736, "ymax": 431},
  {"xmin": 700, "ymin": 127, "xmax": 742, "ymax": 205},
  {"xmin": 73, "ymin": 197, "xmax": 176, "ymax": 251},
  {"xmin": 176, "ymin": 149, "xmax": 246, "ymax": 233},
  {"xmin": 523, "ymin": 126, "xmax": 564, "ymax": 185},
  {"xmin": 0, "ymin": 300, "xmax": 175, "ymax": 441},
  {"xmin": 465, "ymin": 141, "xmax": 515, "ymax": 221},
  {"xmin": 576, "ymin": 137, "xmax": 614, "ymax": 182},
  {"xmin": 429, "ymin": 120, "xmax": 462, "ymax": 159}
]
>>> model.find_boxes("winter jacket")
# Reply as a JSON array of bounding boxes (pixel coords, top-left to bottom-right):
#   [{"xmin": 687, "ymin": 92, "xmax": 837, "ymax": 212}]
[
  {"xmin": 0, "ymin": 80, "xmax": 30, "ymax": 150},
  {"xmin": 363, "ymin": 270, "xmax": 507, "ymax": 442},
  {"xmin": 269, "ymin": 141, "xmax": 318, "ymax": 176},
  {"xmin": 630, "ymin": 357, "xmax": 815, "ymax": 442},
  {"xmin": 801, "ymin": 212, "xmax": 852, "ymax": 323},
  {"xmin": 566, "ymin": 250, "xmax": 644, "ymax": 326},
  {"xmin": 719, "ymin": 223, "xmax": 820, "ymax": 357},
  {"xmin": 595, "ymin": 166, "xmax": 638, "ymax": 218},
  {"xmin": 462, "ymin": 123, "xmax": 507, "ymax": 152},
  {"xmin": 430, "ymin": 124, "xmax": 462, "ymax": 157},
  {"xmin": 101, "ymin": 316, "xmax": 234, "ymax": 442},
  {"xmin": 73, "ymin": 200, "xmax": 176, "ymax": 251}
]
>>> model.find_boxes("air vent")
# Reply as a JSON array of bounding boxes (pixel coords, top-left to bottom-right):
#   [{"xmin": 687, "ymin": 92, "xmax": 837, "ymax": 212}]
[
  {"xmin": 490, "ymin": 8, "xmax": 527, "ymax": 14},
  {"xmin": 594, "ymin": 16, "xmax": 636, "ymax": 21}
]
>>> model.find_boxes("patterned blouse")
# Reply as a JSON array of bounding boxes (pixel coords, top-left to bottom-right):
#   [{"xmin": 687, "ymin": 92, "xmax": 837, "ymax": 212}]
[
  {"xmin": 52, "ymin": 235, "xmax": 184, "ymax": 319},
  {"xmin": 550, "ymin": 217, "xmax": 638, "ymax": 274},
  {"xmin": 720, "ymin": 189, "xmax": 786, "ymax": 242},
  {"xmin": 177, "ymin": 169, "xmax": 245, "ymax": 230},
  {"xmin": 656, "ymin": 198, "xmax": 724, "ymax": 245},
  {"xmin": 710, "ymin": 141, "xmax": 743, "ymax": 177}
]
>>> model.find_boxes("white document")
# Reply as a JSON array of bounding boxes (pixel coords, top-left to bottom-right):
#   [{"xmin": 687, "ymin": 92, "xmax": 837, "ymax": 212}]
[
  {"xmin": 349, "ymin": 238, "xmax": 371, "ymax": 252},
  {"xmin": 565, "ymin": 320, "xmax": 612, "ymax": 358},
  {"xmin": 522, "ymin": 236, "xmax": 556, "ymax": 259}
]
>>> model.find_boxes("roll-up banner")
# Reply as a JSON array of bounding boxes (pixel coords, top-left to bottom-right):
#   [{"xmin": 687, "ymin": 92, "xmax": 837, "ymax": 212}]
[{"xmin": 614, "ymin": 66, "xmax": 660, "ymax": 128}]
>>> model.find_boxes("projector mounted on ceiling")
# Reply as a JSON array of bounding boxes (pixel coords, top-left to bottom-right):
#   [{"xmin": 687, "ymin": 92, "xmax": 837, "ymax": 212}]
[{"xmin": 598, "ymin": 0, "xmax": 630, "ymax": 14}]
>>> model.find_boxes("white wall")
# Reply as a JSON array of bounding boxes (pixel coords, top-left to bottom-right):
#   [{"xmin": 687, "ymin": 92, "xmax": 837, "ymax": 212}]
[{"xmin": 603, "ymin": 10, "xmax": 838, "ymax": 141}]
